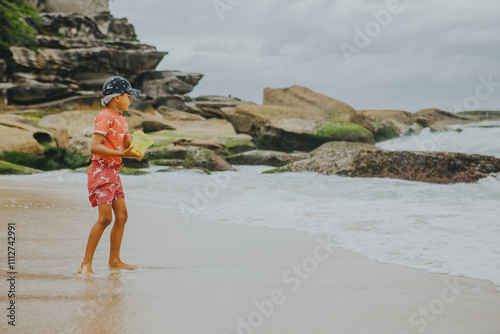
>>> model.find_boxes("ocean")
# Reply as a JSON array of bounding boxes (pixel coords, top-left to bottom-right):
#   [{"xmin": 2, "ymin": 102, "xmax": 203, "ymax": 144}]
[{"xmin": 5, "ymin": 120, "xmax": 500, "ymax": 290}]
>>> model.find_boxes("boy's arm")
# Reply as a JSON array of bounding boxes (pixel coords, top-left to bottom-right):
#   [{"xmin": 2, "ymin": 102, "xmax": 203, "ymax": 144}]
[
  {"xmin": 123, "ymin": 136, "xmax": 132, "ymax": 150},
  {"xmin": 90, "ymin": 134, "xmax": 142, "ymax": 159}
]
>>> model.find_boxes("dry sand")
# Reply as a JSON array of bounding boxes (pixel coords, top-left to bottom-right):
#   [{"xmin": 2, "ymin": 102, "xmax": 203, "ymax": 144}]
[{"xmin": 0, "ymin": 176, "xmax": 499, "ymax": 334}]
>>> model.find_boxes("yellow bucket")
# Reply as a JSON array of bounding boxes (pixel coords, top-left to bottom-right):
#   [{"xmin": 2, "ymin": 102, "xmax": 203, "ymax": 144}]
[{"xmin": 130, "ymin": 132, "xmax": 154, "ymax": 155}]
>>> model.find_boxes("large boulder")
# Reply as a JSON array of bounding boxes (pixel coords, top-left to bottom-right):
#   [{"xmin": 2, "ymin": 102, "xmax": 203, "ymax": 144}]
[
  {"xmin": 267, "ymin": 142, "xmax": 500, "ymax": 184},
  {"xmin": 38, "ymin": 110, "xmax": 99, "ymax": 138},
  {"xmin": 64, "ymin": 126, "xmax": 93, "ymax": 160},
  {"xmin": 220, "ymin": 105, "xmax": 374, "ymax": 152},
  {"xmin": 0, "ymin": 125, "xmax": 44, "ymax": 155},
  {"xmin": 183, "ymin": 147, "xmax": 236, "ymax": 172},
  {"xmin": 264, "ymin": 85, "xmax": 372, "ymax": 131},
  {"xmin": 0, "ymin": 114, "xmax": 56, "ymax": 154},
  {"xmin": 145, "ymin": 144, "xmax": 189, "ymax": 160}
]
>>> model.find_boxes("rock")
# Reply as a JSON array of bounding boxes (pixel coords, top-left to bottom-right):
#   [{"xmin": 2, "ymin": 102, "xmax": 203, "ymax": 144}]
[
  {"xmin": 359, "ymin": 109, "xmax": 454, "ymax": 141},
  {"xmin": 267, "ymin": 141, "xmax": 500, "ymax": 184},
  {"xmin": 64, "ymin": 127, "xmax": 93, "ymax": 160},
  {"xmin": 149, "ymin": 159, "xmax": 185, "ymax": 167},
  {"xmin": 157, "ymin": 106, "xmax": 206, "ymax": 121},
  {"xmin": 140, "ymin": 120, "xmax": 175, "ymax": 132},
  {"xmin": 263, "ymin": 85, "xmax": 373, "ymax": 131},
  {"xmin": 120, "ymin": 167, "xmax": 148, "ymax": 175},
  {"xmin": 358, "ymin": 110, "xmax": 424, "ymax": 142},
  {"xmin": 125, "ymin": 110, "xmax": 176, "ymax": 132},
  {"xmin": 92, "ymin": 12, "xmax": 138, "ymax": 41},
  {"xmin": 0, "ymin": 124, "xmax": 44, "ymax": 155},
  {"xmin": 183, "ymin": 147, "xmax": 236, "ymax": 172},
  {"xmin": 145, "ymin": 144, "xmax": 189, "ymax": 160},
  {"xmin": 194, "ymin": 96, "xmax": 247, "ymax": 103},
  {"xmin": 220, "ymin": 105, "xmax": 374, "ymax": 152},
  {"xmin": 157, "ymin": 166, "xmax": 212, "ymax": 175},
  {"xmin": 0, "ymin": 87, "xmax": 8, "ymax": 110},
  {"xmin": 458, "ymin": 110, "xmax": 500, "ymax": 122},
  {"xmin": 0, "ymin": 59, "xmax": 7, "ymax": 82},
  {"xmin": 9, "ymin": 42, "xmax": 166, "ymax": 92},
  {"xmin": 53, "ymin": 128, "xmax": 70, "ymax": 147},
  {"xmin": 413, "ymin": 117, "xmax": 450, "ymax": 132},
  {"xmin": 192, "ymin": 95, "xmax": 256, "ymax": 119},
  {"xmin": 227, "ymin": 150, "xmax": 310, "ymax": 167},
  {"xmin": 173, "ymin": 139, "xmax": 224, "ymax": 150},
  {"xmin": 0, "ymin": 160, "xmax": 41, "ymax": 175},
  {"xmin": 32, "ymin": 0, "xmax": 109, "ymax": 16},
  {"xmin": 8, "ymin": 94, "xmax": 102, "ymax": 113},
  {"xmin": 153, "ymin": 95, "xmax": 189, "ymax": 111},
  {"xmin": 38, "ymin": 111, "xmax": 99, "ymax": 138},
  {"xmin": 6, "ymin": 80, "xmax": 75, "ymax": 104},
  {"xmin": 219, "ymin": 135, "xmax": 257, "ymax": 155},
  {"xmin": 134, "ymin": 71, "xmax": 203, "ymax": 99},
  {"xmin": 148, "ymin": 118, "xmax": 238, "ymax": 147},
  {"xmin": 122, "ymin": 158, "xmax": 149, "ymax": 169},
  {"xmin": 38, "ymin": 13, "xmax": 107, "ymax": 40},
  {"xmin": 6, "ymin": 10, "xmax": 167, "ymax": 97},
  {"xmin": 0, "ymin": 114, "xmax": 56, "ymax": 154},
  {"xmin": 415, "ymin": 108, "xmax": 469, "ymax": 123}
]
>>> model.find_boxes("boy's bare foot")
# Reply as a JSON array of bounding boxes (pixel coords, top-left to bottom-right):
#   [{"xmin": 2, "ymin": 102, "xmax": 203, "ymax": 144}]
[
  {"xmin": 78, "ymin": 263, "xmax": 95, "ymax": 275},
  {"xmin": 108, "ymin": 260, "xmax": 140, "ymax": 270}
]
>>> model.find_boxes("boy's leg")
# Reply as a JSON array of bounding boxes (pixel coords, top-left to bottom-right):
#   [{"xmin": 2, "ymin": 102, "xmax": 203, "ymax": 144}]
[
  {"xmin": 78, "ymin": 205, "xmax": 113, "ymax": 275},
  {"xmin": 108, "ymin": 198, "xmax": 139, "ymax": 270}
]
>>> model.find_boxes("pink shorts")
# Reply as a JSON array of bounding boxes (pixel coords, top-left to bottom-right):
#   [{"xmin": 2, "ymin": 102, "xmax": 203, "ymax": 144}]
[{"xmin": 88, "ymin": 160, "xmax": 125, "ymax": 207}]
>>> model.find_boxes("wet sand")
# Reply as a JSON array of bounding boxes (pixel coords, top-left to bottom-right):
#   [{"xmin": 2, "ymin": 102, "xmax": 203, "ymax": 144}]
[{"xmin": 1, "ymin": 176, "xmax": 499, "ymax": 334}]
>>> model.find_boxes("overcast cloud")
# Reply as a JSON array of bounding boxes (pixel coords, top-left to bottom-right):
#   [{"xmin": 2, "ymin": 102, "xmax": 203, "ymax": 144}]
[{"xmin": 110, "ymin": 0, "xmax": 500, "ymax": 112}]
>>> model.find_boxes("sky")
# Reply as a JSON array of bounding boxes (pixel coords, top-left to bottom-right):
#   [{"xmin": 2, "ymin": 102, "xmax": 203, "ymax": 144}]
[{"xmin": 109, "ymin": 0, "xmax": 500, "ymax": 112}]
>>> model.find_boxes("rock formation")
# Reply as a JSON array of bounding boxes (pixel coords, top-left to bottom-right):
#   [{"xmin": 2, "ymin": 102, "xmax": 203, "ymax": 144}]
[
  {"xmin": 226, "ymin": 150, "xmax": 310, "ymax": 167},
  {"xmin": 357, "ymin": 109, "xmax": 453, "ymax": 142},
  {"xmin": 220, "ymin": 104, "xmax": 374, "ymax": 152},
  {"xmin": 267, "ymin": 142, "xmax": 500, "ymax": 184},
  {"xmin": 27, "ymin": 0, "xmax": 109, "ymax": 16},
  {"xmin": 264, "ymin": 85, "xmax": 373, "ymax": 131},
  {"xmin": 183, "ymin": 147, "xmax": 236, "ymax": 172},
  {"xmin": 0, "ymin": 114, "xmax": 54, "ymax": 154},
  {"xmin": 0, "ymin": 1, "xmax": 491, "ymax": 182}
]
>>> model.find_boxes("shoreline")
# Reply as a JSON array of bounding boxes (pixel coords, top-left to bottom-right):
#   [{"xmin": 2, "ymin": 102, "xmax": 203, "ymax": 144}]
[{"xmin": 0, "ymin": 176, "xmax": 499, "ymax": 333}]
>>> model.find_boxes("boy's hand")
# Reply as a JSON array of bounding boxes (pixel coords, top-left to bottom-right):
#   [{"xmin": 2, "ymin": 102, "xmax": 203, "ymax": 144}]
[{"xmin": 122, "ymin": 146, "xmax": 143, "ymax": 160}]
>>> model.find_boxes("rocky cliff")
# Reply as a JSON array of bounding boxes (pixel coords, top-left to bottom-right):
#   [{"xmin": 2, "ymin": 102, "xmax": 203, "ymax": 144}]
[{"xmin": 0, "ymin": 0, "xmax": 169, "ymax": 106}]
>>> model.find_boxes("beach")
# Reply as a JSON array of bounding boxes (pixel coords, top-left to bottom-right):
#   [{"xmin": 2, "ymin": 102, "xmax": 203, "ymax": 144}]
[{"xmin": 1, "ymin": 175, "xmax": 499, "ymax": 334}]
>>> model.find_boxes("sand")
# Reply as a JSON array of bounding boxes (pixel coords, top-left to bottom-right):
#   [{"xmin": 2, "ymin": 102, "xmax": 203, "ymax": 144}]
[{"xmin": 0, "ymin": 176, "xmax": 499, "ymax": 334}]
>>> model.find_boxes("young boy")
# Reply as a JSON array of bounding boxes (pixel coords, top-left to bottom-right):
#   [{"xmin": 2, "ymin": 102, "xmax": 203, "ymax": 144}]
[{"xmin": 78, "ymin": 76, "xmax": 143, "ymax": 275}]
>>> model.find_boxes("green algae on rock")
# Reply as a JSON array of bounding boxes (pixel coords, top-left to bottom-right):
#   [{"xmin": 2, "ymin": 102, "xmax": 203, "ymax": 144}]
[{"xmin": 0, "ymin": 160, "xmax": 40, "ymax": 175}]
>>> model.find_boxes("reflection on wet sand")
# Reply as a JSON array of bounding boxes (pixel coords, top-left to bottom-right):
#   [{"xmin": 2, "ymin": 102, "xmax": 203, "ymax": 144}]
[{"xmin": 63, "ymin": 271, "xmax": 132, "ymax": 334}]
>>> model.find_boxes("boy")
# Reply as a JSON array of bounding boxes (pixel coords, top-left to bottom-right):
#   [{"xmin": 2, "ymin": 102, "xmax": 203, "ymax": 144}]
[{"xmin": 78, "ymin": 76, "xmax": 143, "ymax": 275}]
